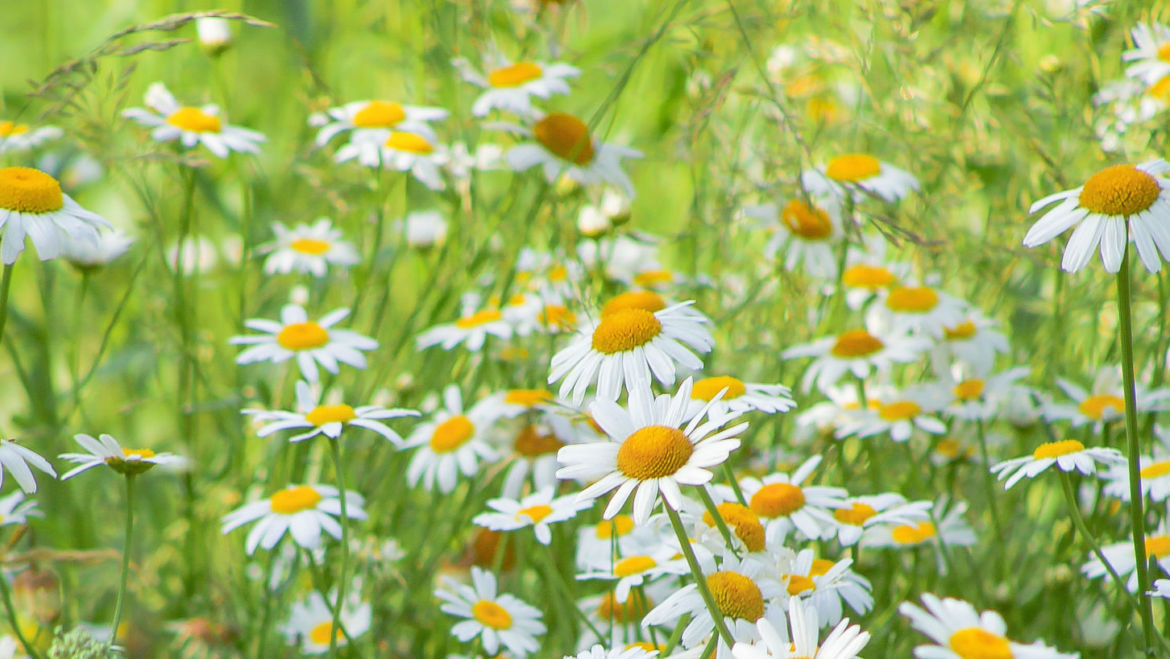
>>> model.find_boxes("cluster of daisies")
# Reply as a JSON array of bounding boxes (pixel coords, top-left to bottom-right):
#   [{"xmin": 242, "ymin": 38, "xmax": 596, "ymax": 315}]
[{"xmin": 1093, "ymin": 22, "xmax": 1170, "ymax": 153}]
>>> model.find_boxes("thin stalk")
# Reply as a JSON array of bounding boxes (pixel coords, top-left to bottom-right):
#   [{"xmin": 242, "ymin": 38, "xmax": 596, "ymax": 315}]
[
  {"xmin": 0, "ymin": 566, "xmax": 41, "ymax": 659},
  {"xmin": 1058, "ymin": 472, "xmax": 1142, "ymax": 612},
  {"xmin": 109, "ymin": 474, "xmax": 136, "ymax": 650},
  {"xmin": 696, "ymin": 486, "xmax": 741, "ymax": 557},
  {"xmin": 663, "ymin": 503, "xmax": 735, "ymax": 650},
  {"xmin": 721, "ymin": 463, "xmax": 746, "ymax": 505},
  {"xmin": 0, "ymin": 264, "xmax": 14, "ymax": 344},
  {"xmin": 327, "ymin": 439, "xmax": 351, "ymax": 658},
  {"xmin": 974, "ymin": 419, "xmax": 1004, "ymax": 540}
]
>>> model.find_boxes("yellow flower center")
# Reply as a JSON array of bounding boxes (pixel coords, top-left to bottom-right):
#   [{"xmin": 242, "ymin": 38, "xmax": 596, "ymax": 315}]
[
  {"xmin": 290, "ymin": 238, "xmax": 331, "ymax": 255},
  {"xmin": 591, "ymin": 308, "xmax": 662, "ymax": 354},
  {"xmin": 892, "ymin": 521, "xmax": 937, "ymax": 545},
  {"xmin": 633, "ymin": 270, "xmax": 674, "ymax": 287},
  {"xmin": 430, "ymin": 415, "xmax": 475, "ymax": 453},
  {"xmin": 270, "ymin": 486, "xmax": 323, "ymax": 514},
  {"xmin": 616, "ymin": 425, "xmax": 693, "ymax": 481},
  {"xmin": 305, "ymin": 404, "xmax": 357, "ymax": 426},
  {"xmin": 602, "ymin": 291, "xmax": 667, "ymax": 317},
  {"xmin": 706, "ymin": 571, "xmax": 765, "ymax": 621},
  {"xmin": 886, "ymin": 286, "xmax": 940, "ymax": 313},
  {"xmin": 548, "ymin": 264, "xmax": 569, "ymax": 281},
  {"xmin": 455, "ymin": 309, "xmax": 503, "ymax": 329},
  {"xmin": 1146, "ymin": 535, "xmax": 1170, "ymax": 558},
  {"xmin": 384, "ymin": 132, "xmax": 434, "ymax": 154},
  {"xmin": 534, "ymin": 112, "xmax": 594, "ymax": 165},
  {"xmin": 825, "ymin": 154, "xmax": 881, "ymax": 182},
  {"xmin": 1077, "ymin": 165, "xmax": 1161, "ymax": 217},
  {"xmin": 505, "ymin": 389, "xmax": 553, "ymax": 407},
  {"xmin": 842, "ymin": 264, "xmax": 897, "ymax": 289},
  {"xmin": 948, "ymin": 627, "xmax": 1013, "ymax": 659},
  {"xmin": 539, "ymin": 304, "xmax": 577, "ymax": 329},
  {"xmin": 0, "ymin": 122, "xmax": 29, "ymax": 137},
  {"xmin": 276, "ymin": 322, "xmax": 330, "ymax": 350},
  {"xmin": 516, "ymin": 504, "xmax": 553, "ymax": 523},
  {"xmin": 596, "ymin": 514, "xmax": 635, "ymax": 539},
  {"xmin": 0, "ymin": 167, "xmax": 65, "ymax": 214},
  {"xmin": 787, "ymin": 575, "xmax": 815, "ymax": 596},
  {"xmin": 513, "ymin": 425, "xmax": 565, "ymax": 456},
  {"xmin": 944, "ymin": 321, "xmax": 978, "ymax": 339},
  {"xmin": 353, "ymin": 100, "xmax": 406, "ymax": 128},
  {"xmin": 692, "ymin": 376, "xmax": 747, "ymax": 401},
  {"xmin": 1077, "ymin": 394, "xmax": 1125, "ymax": 420},
  {"xmin": 309, "ymin": 621, "xmax": 342, "ymax": 646},
  {"xmin": 598, "ymin": 592, "xmax": 650, "ymax": 623},
  {"xmin": 1150, "ymin": 76, "xmax": 1170, "ymax": 103},
  {"xmin": 166, "ymin": 107, "xmax": 222, "ymax": 133},
  {"xmin": 122, "ymin": 448, "xmax": 156, "ymax": 459},
  {"xmin": 834, "ymin": 502, "xmax": 877, "ymax": 526},
  {"xmin": 780, "ymin": 199, "xmax": 833, "ymax": 239},
  {"xmin": 703, "ymin": 503, "xmax": 766, "ymax": 552},
  {"xmin": 952, "ymin": 379, "xmax": 985, "ymax": 401},
  {"xmin": 1140, "ymin": 461, "xmax": 1170, "ymax": 480},
  {"xmin": 488, "ymin": 62, "xmax": 544, "ymax": 87},
  {"xmin": 472, "ymin": 600, "xmax": 513, "ymax": 630},
  {"xmin": 1159, "ymin": 43, "xmax": 1170, "ymax": 62},
  {"xmin": 830, "ymin": 330, "xmax": 884, "ymax": 358},
  {"xmin": 1032, "ymin": 439, "xmax": 1084, "ymax": 460},
  {"xmin": 750, "ymin": 482, "xmax": 805, "ymax": 517},
  {"xmin": 811, "ymin": 558, "xmax": 834, "ymax": 576},
  {"xmin": 615, "ymin": 555, "xmax": 657, "ymax": 577},
  {"xmin": 879, "ymin": 400, "xmax": 921, "ymax": 421}
]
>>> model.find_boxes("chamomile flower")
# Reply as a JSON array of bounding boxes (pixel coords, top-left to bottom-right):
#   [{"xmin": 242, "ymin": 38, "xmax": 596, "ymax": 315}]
[
  {"xmin": 122, "ymin": 82, "xmax": 264, "ymax": 157},
  {"xmin": 1083, "ymin": 520, "xmax": 1170, "ymax": 592},
  {"xmin": 62, "ymin": 228, "xmax": 134, "ymax": 269},
  {"xmin": 840, "ymin": 237, "xmax": 911, "ymax": 310},
  {"xmin": 578, "ymin": 544, "xmax": 691, "ymax": 601},
  {"xmin": 245, "ymin": 380, "xmax": 418, "ymax": 444},
  {"xmin": 924, "ymin": 366, "xmax": 1032, "ymax": 422},
  {"xmin": 549, "ymin": 301, "xmax": 713, "ymax": 405},
  {"xmin": 801, "ymin": 154, "xmax": 919, "ymax": 203},
  {"xmin": 731, "ymin": 598, "xmax": 869, "ymax": 659},
  {"xmin": 862, "ymin": 499, "xmax": 976, "ymax": 573},
  {"xmin": 989, "ymin": 439, "xmax": 1123, "ymax": 490},
  {"xmin": 417, "ymin": 306, "xmax": 513, "ymax": 352},
  {"xmin": 1123, "ymin": 23, "xmax": 1170, "ymax": 85},
  {"xmin": 899, "ymin": 594, "xmax": 1078, "ymax": 659},
  {"xmin": 556, "ymin": 379, "xmax": 746, "ymax": 524},
  {"xmin": 58, "ymin": 433, "xmax": 186, "ymax": 479},
  {"xmin": 867, "ymin": 285, "xmax": 967, "ymax": 339},
  {"xmin": 1043, "ymin": 368, "xmax": 1170, "ymax": 429},
  {"xmin": 335, "ymin": 131, "xmax": 448, "ymax": 189},
  {"xmin": 928, "ymin": 309, "xmax": 1010, "ymax": 377},
  {"xmin": 220, "ymin": 484, "xmax": 366, "ymax": 555},
  {"xmin": 309, "ymin": 99, "xmax": 447, "ymax": 146},
  {"xmin": 827, "ymin": 494, "xmax": 932, "ymax": 547},
  {"xmin": 400, "ymin": 386, "xmax": 502, "ymax": 493},
  {"xmin": 782, "ymin": 328, "xmax": 927, "ymax": 393},
  {"xmin": 732, "ymin": 456, "xmax": 847, "ymax": 545},
  {"xmin": 0, "ymin": 120, "xmax": 61, "ymax": 154},
  {"xmin": 505, "ymin": 112, "xmax": 642, "ymax": 196},
  {"xmin": 0, "ymin": 439, "xmax": 56, "ymax": 493},
  {"xmin": 576, "ymin": 514, "xmax": 662, "ymax": 569},
  {"xmin": 473, "ymin": 487, "xmax": 592, "ymax": 545},
  {"xmin": 454, "ymin": 56, "xmax": 580, "ymax": 117},
  {"xmin": 1103, "ymin": 427, "xmax": 1170, "ymax": 502},
  {"xmin": 260, "ymin": 219, "xmax": 359, "ymax": 277},
  {"xmin": 834, "ymin": 390, "xmax": 946, "ymax": 443},
  {"xmin": 687, "ymin": 376, "xmax": 795, "ymax": 418},
  {"xmin": 230, "ymin": 305, "xmax": 377, "ymax": 382},
  {"xmin": 283, "ymin": 590, "xmax": 371, "ymax": 654},
  {"xmin": 743, "ymin": 197, "xmax": 843, "ymax": 278},
  {"xmin": 0, "ymin": 491, "xmax": 41, "ymax": 527},
  {"xmin": 780, "ymin": 551, "xmax": 873, "ymax": 628},
  {"xmin": 0, "ymin": 167, "xmax": 111, "ymax": 265},
  {"xmin": 435, "ymin": 567, "xmax": 546, "ymax": 657},
  {"xmin": 1023, "ymin": 159, "xmax": 1170, "ymax": 273},
  {"xmin": 567, "ymin": 645, "xmax": 659, "ymax": 659}
]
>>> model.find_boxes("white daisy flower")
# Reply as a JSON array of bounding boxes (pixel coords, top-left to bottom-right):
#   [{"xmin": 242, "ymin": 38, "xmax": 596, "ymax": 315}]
[
  {"xmin": 401, "ymin": 209, "xmax": 449, "ymax": 249},
  {"xmin": 928, "ymin": 308, "xmax": 1010, "ymax": 377},
  {"xmin": 687, "ymin": 376, "xmax": 796, "ymax": 419},
  {"xmin": 827, "ymin": 494, "xmax": 932, "ymax": 547},
  {"xmin": 282, "ymin": 590, "xmax": 371, "ymax": 654},
  {"xmin": 505, "ymin": 112, "xmax": 642, "ymax": 196},
  {"xmin": 245, "ymin": 380, "xmax": 418, "ymax": 444},
  {"xmin": 839, "ymin": 236, "xmax": 912, "ymax": 310},
  {"xmin": 922, "ymin": 366, "xmax": 1032, "ymax": 422},
  {"xmin": 0, "ymin": 490, "xmax": 41, "ymax": 527},
  {"xmin": 801, "ymin": 154, "xmax": 919, "ymax": 203},
  {"xmin": 309, "ymin": 99, "xmax": 447, "ymax": 147},
  {"xmin": 472, "ymin": 487, "xmax": 591, "ymax": 545},
  {"xmin": 743, "ymin": 197, "xmax": 843, "ymax": 278},
  {"xmin": 260, "ymin": 218, "xmax": 359, "ymax": 277},
  {"xmin": 556, "ymin": 378, "xmax": 746, "ymax": 524},
  {"xmin": 732, "ymin": 597, "xmax": 869, "ymax": 659},
  {"xmin": 833, "ymin": 390, "xmax": 946, "ymax": 443},
  {"xmin": 220, "ymin": 483, "xmax": 366, "ymax": 555},
  {"xmin": 1023, "ymin": 159, "xmax": 1170, "ymax": 273},
  {"xmin": 729, "ymin": 456, "xmax": 847, "ymax": 545},
  {"xmin": 899, "ymin": 594, "xmax": 1079, "ymax": 659},
  {"xmin": 62, "ymin": 228, "xmax": 134, "ymax": 269},
  {"xmin": 792, "ymin": 385, "xmax": 870, "ymax": 444},
  {"xmin": 989, "ymin": 439, "xmax": 1123, "ymax": 490},
  {"xmin": 58, "ymin": 433, "xmax": 186, "ymax": 480},
  {"xmin": 598, "ymin": 289, "xmax": 711, "ymax": 324},
  {"xmin": 400, "ymin": 386, "xmax": 502, "ymax": 493},
  {"xmin": 0, "ymin": 438, "xmax": 56, "ymax": 493},
  {"xmin": 1103, "ymin": 426, "xmax": 1170, "ymax": 502},
  {"xmin": 435, "ymin": 567, "xmax": 547, "ymax": 657},
  {"xmin": 1042, "ymin": 368, "xmax": 1170, "ymax": 429},
  {"xmin": 548, "ymin": 302, "xmax": 713, "ymax": 406},
  {"xmin": 1083, "ymin": 520, "xmax": 1170, "ymax": 593},
  {"xmin": 454, "ymin": 56, "xmax": 580, "ymax": 117},
  {"xmin": 416, "ymin": 306, "xmax": 513, "ymax": 352},
  {"xmin": 122, "ymin": 82, "xmax": 264, "ymax": 157},
  {"xmin": 566, "ymin": 644, "xmax": 659, "ymax": 659},
  {"xmin": 195, "ymin": 17, "xmax": 233, "ymax": 54},
  {"xmin": 578, "ymin": 543, "xmax": 691, "ymax": 601},
  {"xmin": 780, "ymin": 550, "xmax": 873, "ymax": 627},
  {"xmin": 1123, "ymin": 23, "xmax": 1170, "ymax": 85},
  {"xmin": 862, "ymin": 497, "xmax": 977, "ymax": 552},
  {"xmin": 230, "ymin": 304, "xmax": 378, "ymax": 382},
  {"xmin": 0, "ymin": 120, "xmax": 62, "ymax": 154},
  {"xmin": 781, "ymin": 328, "xmax": 928, "ymax": 393},
  {"xmin": 0, "ymin": 166, "xmax": 111, "ymax": 265},
  {"xmin": 866, "ymin": 284, "xmax": 967, "ymax": 340},
  {"xmin": 335, "ymin": 130, "xmax": 448, "ymax": 190}
]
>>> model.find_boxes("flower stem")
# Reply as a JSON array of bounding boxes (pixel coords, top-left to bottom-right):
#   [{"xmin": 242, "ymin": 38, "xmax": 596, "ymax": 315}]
[
  {"xmin": 109, "ymin": 474, "xmax": 136, "ymax": 650},
  {"xmin": 663, "ymin": 502, "xmax": 735, "ymax": 650},
  {"xmin": 328, "ymin": 439, "xmax": 351, "ymax": 658},
  {"xmin": 1115, "ymin": 251, "xmax": 1157, "ymax": 655},
  {"xmin": 696, "ymin": 486, "xmax": 740, "ymax": 557},
  {"xmin": 0, "ymin": 263, "xmax": 13, "ymax": 346},
  {"xmin": 0, "ymin": 563, "xmax": 41, "ymax": 659}
]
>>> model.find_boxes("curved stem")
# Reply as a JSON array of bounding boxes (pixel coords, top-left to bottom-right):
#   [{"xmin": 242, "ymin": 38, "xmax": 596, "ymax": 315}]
[
  {"xmin": 109, "ymin": 474, "xmax": 136, "ymax": 650},
  {"xmin": 663, "ymin": 502, "xmax": 735, "ymax": 650},
  {"xmin": 328, "ymin": 439, "xmax": 351, "ymax": 657},
  {"xmin": 1058, "ymin": 471, "xmax": 1141, "ymax": 610}
]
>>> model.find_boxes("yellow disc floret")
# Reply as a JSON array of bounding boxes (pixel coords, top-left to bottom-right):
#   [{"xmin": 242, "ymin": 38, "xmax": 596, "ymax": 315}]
[
  {"xmin": 1140, "ymin": 461, "xmax": 1170, "ymax": 480},
  {"xmin": 0, "ymin": 122, "xmax": 29, "ymax": 137},
  {"xmin": 456, "ymin": 309, "xmax": 503, "ymax": 329},
  {"xmin": 944, "ymin": 321, "xmax": 977, "ymax": 339},
  {"xmin": 353, "ymin": 101, "xmax": 406, "ymax": 128},
  {"xmin": 167, "ymin": 107, "xmax": 222, "ymax": 133},
  {"xmin": 309, "ymin": 621, "xmax": 342, "ymax": 646},
  {"xmin": 602, "ymin": 291, "xmax": 667, "ymax": 317},
  {"xmin": 834, "ymin": 502, "xmax": 877, "ymax": 526},
  {"xmin": 1077, "ymin": 394, "xmax": 1125, "ymax": 420},
  {"xmin": 787, "ymin": 575, "xmax": 815, "ymax": 596},
  {"xmin": 886, "ymin": 286, "xmax": 940, "ymax": 313},
  {"xmin": 842, "ymin": 264, "xmax": 897, "ymax": 289},
  {"xmin": 830, "ymin": 330, "xmax": 884, "ymax": 358},
  {"xmin": 431, "ymin": 415, "xmax": 475, "ymax": 453},
  {"xmin": 513, "ymin": 425, "xmax": 565, "ymax": 456},
  {"xmin": 0, "ymin": 167, "xmax": 65, "ymax": 214},
  {"xmin": 952, "ymin": 379, "xmax": 985, "ymax": 401},
  {"xmin": 591, "ymin": 308, "xmax": 662, "ymax": 354},
  {"xmin": 1078, "ymin": 165, "xmax": 1161, "ymax": 216},
  {"xmin": 472, "ymin": 600, "xmax": 513, "ymax": 630},
  {"xmin": 505, "ymin": 389, "xmax": 553, "ymax": 407},
  {"xmin": 780, "ymin": 200, "xmax": 833, "ymax": 240},
  {"xmin": 825, "ymin": 154, "xmax": 881, "ymax": 182},
  {"xmin": 305, "ymin": 404, "xmax": 357, "ymax": 427},
  {"xmin": 948, "ymin": 627, "xmax": 1012, "ymax": 659},
  {"xmin": 534, "ymin": 113, "xmax": 594, "ymax": 165},
  {"xmin": 516, "ymin": 504, "xmax": 553, "ymax": 523},
  {"xmin": 616, "ymin": 425, "xmax": 693, "ymax": 480},
  {"xmin": 879, "ymin": 400, "xmax": 921, "ymax": 422},
  {"xmin": 488, "ymin": 62, "xmax": 544, "ymax": 87},
  {"xmin": 706, "ymin": 571, "xmax": 765, "ymax": 621},
  {"xmin": 1146, "ymin": 535, "xmax": 1170, "ymax": 559},
  {"xmin": 750, "ymin": 482, "xmax": 805, "ymax": 518},
  {"xmin": 703, "ymin": 503, "xmax": 766, "ymax": 552},
  {"xmin": 276, "ymin": 322, "xmax": 330, "ymax": 350},
  {"xmin": 692, "ymin": 376, "xmax": 747, "ymax": 401},
  {"xmin": 270, "ymin": 486, "xmax": 323, "ymax": 514},
  {"xmin": 596, "ymin": 515, "xmax": 635, "ymax": 539},
  {"xmin": 290, "ymin": 238, "xmax": 331, "ymax": 255},
  {"xmin": 892, "ymin": 521, "xmax": 937, "ymax": 545},
  {"xmin": 615, "ymin": 555, "xmax": 657, "ymax": 577},
  {"xmin": 1032, "ymin": 439, "xmax": 1084, "ymax": 460},
  {"xmin": 385, "ymin": 132, "xmax": 434, "ymax": 154}
]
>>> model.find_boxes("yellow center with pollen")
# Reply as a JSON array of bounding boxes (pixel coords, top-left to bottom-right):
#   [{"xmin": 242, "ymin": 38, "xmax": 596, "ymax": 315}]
[
  {"xmin": 787, "ymin": 575, "xmax": 815, "ymax": 596},
  {"xmin": 880, "ymin": 400, "xmax": 921, "ymax": 422},
  {"xmin": 634, "ymin": 270, "xmax": 673, "ymax": 287},
  {"xmin": 834, "ymin": 502, "xmax": 877, "ymax": 526},
  {"xmin": 892, "ymin": 521, "xmax": 937, "ymax": 545},
  {"xmin": 1077, "ymin": 165, "xmax": 1161, "ymax": 217},
  {"xmin": 1160, "ymin": 43, "xmax": 1170, "ymax": 62},
  {"xmin": 270, "ymin": 486, "xmax": 323, "ymax": 514},
  {"xmin": 0, "ymin": 167, "xmax": 65, "ymax": 214},
  {"xmin": 505, "ymin": 389, "xmax": 553, "ymax": 407},
  {"xmin": 602, "ymin": 291, "xmax": 667, "ymax": 317},
  {"xmin": 597, "ymin": 515, "xmax": 635, "ymax": 539},
  {"xmin": 167, "ymin": 107, "xmax": 222, "ymax": 133},
  {"xmin": 750, "ymin": 482, "xmax": 805, "ymax": 517},
  {"xmin": 513, "ymin": 425, "xmax": 565, "ymax": 456},
  {"xmin": 953, "ymin": 379, "xmax": 985, "ymax": 401},
  {"xmin": 1032, "ymin": 439, "xmax": 1084, "ymax": 460},
  {"xmin": 488, "ymin": 62, "xmax": 544, "ymax": 87},
  {"xmin": 692, "ymin": 376, "xmax": 747, "ymax": 401},
  {"xmin": 290, "ymin": 238, "xmax": 331, "ymax": 255},
  {"xmin": 305, "ymin": 404, "xmax": 356, "ymax": 426},
  {"xmin": 516, "ymin": 504, "xmax": 553, "ymax": 523},
  {"xmin": 1146, "ymin": 535, "xmax": 1170, "ymax": 558},
  {"xmin": 385, "ymin": 132, "xmax": 434, "ymax": 154},
  {"xmin": 811, "ymin": 558, "xmax": 834, "ymax": 576},
  {"xmin": 430, "ymin": 415, "xmax": 475, "ymax": 453},
  {"xmin": 615, "ymin": 555, "xmax": 657, "ymax": 577},
  {"xmin": 825, "ymin": 154, "xmax": 881, "ymax": 182},
  {"xmin": 616, "ymin": 425, "xmax": 693, "ymax": 481},
  {"xmin": 886, "ymin": 286, "xmax": 940, "ymax": 313},
  {"xmin": 591, "ymin": 308, "xmax": 662, "ymax": 354},
  {"xmin": 597, "ymin": 592, "xmax": 650, "ymax": 623},
  {"xmin": 830, "ymin": 330, "xmax": 884, "ymax": 358},
  {"xmin": 353, "ymin": 101, "xmax": 406, "ymax": 128},
  {"xmin": 1077, "ymin": 394, "xmax": 1125, "ymax": 420},
  {"xmin": 944, "ymin": 321, "xmax": 977, "ymax": 340},
  {"xmin": 309, "ymin": 621, "xmax": 342, "ymax": 646},
  {"xmin": 780, "ymin": 199, "xmax": 833, "ymax": 240},
  {"xmin": 703, "ymin": 503, "xmax": 766, "ymax": 552},
  {"xmin": 122, "ymin": 448, "xmax": 156, "ymax": 459},
  {"xmin": 1150, "ymin": 76, "xmax": 1170, "ymax": 102},
  {"xmin": 539, "ymin": 304, "xmax": 576, "ymax": 329},
  {"xmin": 842, "ymin": 264, "xmax": 896, "ymax": 289},
  {"xmin": 706, "ymin": 571, "xmax": 765, "ymax": 621},
  {"xmin": 1141, "ymin": 461, "xmax": 1170, "ymax": 480},
  {"xmin": 534, "ymin": 112, "xmax": 594, "ymax": 165},
  {"xmin": 472, "ymin": 600, "xmax": 513, "ymax": 630},
  {"xmin": 276, "ymin": 322, "xmax": 329, "ymax": 350},
  {"xmin": 0, "ymin": 122, "xmax": 29, "ymax": 137},
  {"xmin": 455, "ymin": 309, "xmax": 503, "ymax": 329},
  {"xmin": 948, "ymin": 628, "xmax": 1012, "ymax": 659}
]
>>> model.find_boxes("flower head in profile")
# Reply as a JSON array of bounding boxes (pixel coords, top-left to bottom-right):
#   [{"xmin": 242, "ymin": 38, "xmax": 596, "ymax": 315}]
[
  {"xmin": 309, "ymin": 99, "xmax": 447, "ymax": 147},
  {"xmin": 62, "ymin": 228, "xmax": 134, "ymax": 270},
  {"xmin": 686, "ymin": 376, "xmax": 795, "ymax": 419},
  {"xmin": 59, "ymin": 433, "xmax": 186, "ymax": 479},
  {"xmin": 416, "ymin": 305, "xmax": 513, "ymax": 352},
  {"xmin": 504, "ymin": 112, "xmax": 642, "ymax": 196},
  {"xmin": 1083, "ymin": 520, "xmax": 1170, "ymax": 593},
  {"xmin": 260, "ymin": 219, "xmax": 359, "ymax": 277},
  {"xmin": 472, "ymin": 487, "xmax": 592, "ymax": 545},
  {"xmin": 230, "ymin": 305, "xmax": 377, "ymax": 382},
  {"xmin": 1123, "ymin": 23, "xmax": 1170, "ymax": 85},
  {"xmin": 0, "ymin": 438, "xmax": 56, "ymax": 493},
  {"xmin": 245, "ymin": 380, "xmax": 418, "ymax": 444},
  {"xmin": 899, "ymin": 594, "xmax": 1078, "ymax": 659},
  {"xmin": 801, "ymin": 154, "xmax": 919, "ymax": 203},
  {"xmin": 454, "ymin": 56, "xmax": 580, "ymax": 117},
  {"xmin": 123, "ymin": 82, "xmax": 265, "ymax": 158},
  {"xmin": 335, "ymin": 130, "xmax": 448, "ymax": 190},
  {"xmin": 782, "ymin": 327, "xmax": 927, "ymax": 393},
  {"xmin": 989, "ymin": 439, "xmax": 1123, "ymax": 489},
  {"xmin": 0, "ymin": 119, "xmax": 61, "ymax": 155},
  {"xmin": 0, "ymin": 166, "xmax": 111, "ymax": 264},
  {"xmin": 435, "ymin": 567, "xmax": 546, "ymax": 657},
  {"xmin": 282, "ymin": 590, "xmax": 370, "ymax": 655},
  {"xmin": 0, "ymin": 491, "xmax": 42, "ymax": 527},
  {"xmin": 221, "ymin": 483, "xmax": 366, "ymax": 555}
]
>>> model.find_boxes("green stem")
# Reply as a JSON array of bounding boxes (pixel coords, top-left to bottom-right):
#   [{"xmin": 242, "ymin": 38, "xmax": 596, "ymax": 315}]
[
  {"xmin": 1115, "ymin": 251, "xmax": 1157, "ymax": 655},
  {"xmin": 663, "ymin": 503, "xmax": 735, "ymax": 650},
  {"xmin": 696, "ymin": 487, "xmax": 741, "ymax": 557},
  {"xmin": 1058, "ymin": 471, "xmax": 1142, "ymax": 612},
  {"xmin": 721, "ymin": 463, "xmax": 746, "ymax": 505},
  {"xmin": 0, "ymin": 565, "xmax": 41, "ymax": 659},
  {"xmin": 0, "ymin": 264, "xmax": 14, "ymax": 345},
  {"xmin": 974, "ymin": 419, "xmax": 1004, "ymax": 540},
  {"xmin": 328, "ymin": 439, "xmax": 351, "ymax": 658},
  {"xmin": 109, "ymin": 474, "xmax": 136, "ymax": 650}
]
